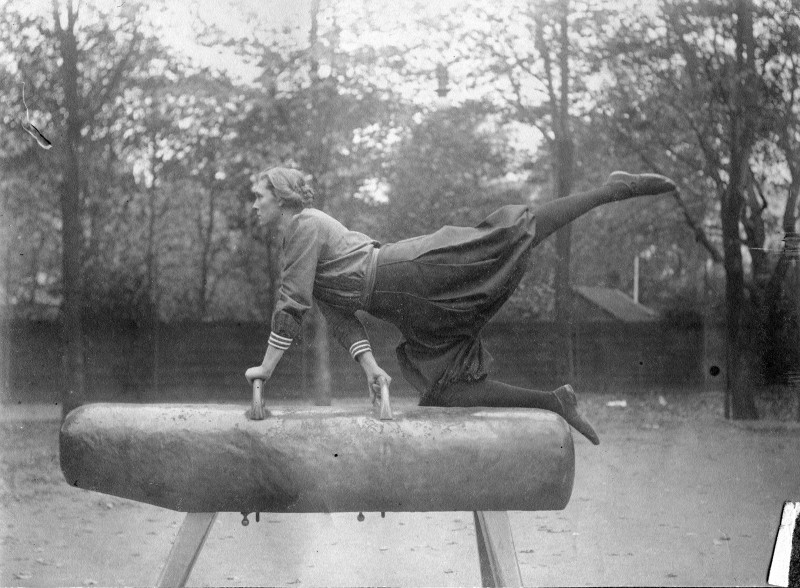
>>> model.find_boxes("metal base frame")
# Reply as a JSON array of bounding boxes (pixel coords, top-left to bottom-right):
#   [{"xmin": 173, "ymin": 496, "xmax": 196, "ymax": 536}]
[{"xmin": 157, "ymin": 511, "xmax": 522, "ymax": 588}]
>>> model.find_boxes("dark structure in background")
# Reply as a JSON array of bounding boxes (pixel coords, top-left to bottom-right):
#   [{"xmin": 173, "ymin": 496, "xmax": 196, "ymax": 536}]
[
  {"xmin": 570, "ymin": 286, "xmax": 659, "ymax": 323},
  {"xmin": 6, "ymin": 316, "xmax": 719, "ymax": 404}
]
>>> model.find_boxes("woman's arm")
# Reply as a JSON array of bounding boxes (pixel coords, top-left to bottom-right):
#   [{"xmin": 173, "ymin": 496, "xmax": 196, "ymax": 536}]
[
  {"xmin": 246, "ymin": 214, "xmax": 321, "ymax": 385},
  {"xmin": 270, "ymin": 214, "xmax": 323, "ymax": 347},
  {"xmin": 316, "ymin": 301, "xmax": 391, "ymax": 396},
  {"xmin": 356, "ymin": 350, "xmax": 392, "ymax": 398},
  {"xmin": 245, "ymin": 345, "xmax": 285, "ymax": 384}
]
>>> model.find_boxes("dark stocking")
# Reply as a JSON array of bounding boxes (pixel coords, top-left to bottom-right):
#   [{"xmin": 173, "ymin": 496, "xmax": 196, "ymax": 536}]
[
  {"xmin": 431, "ymin": 379, "xmax": 562, "ymax": 412},
  {"xmin": 530, "ymin": 172, "xmax": 676, "ymax": 245},
  {"xmin": 428, "ymin": 380, "xmax": 600, "ymax": 445},
  {"xmin": 531, "ymin": 184, "xmax": 627, "ymax": 246}
]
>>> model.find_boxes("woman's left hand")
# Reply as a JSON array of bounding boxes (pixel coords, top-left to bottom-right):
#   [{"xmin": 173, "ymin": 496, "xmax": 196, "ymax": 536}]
[
  {"xmin": 366, "ymin": 367, "xmax": 392, "ymax": 403},
  {"xmin": 354, "ymin": 350, "xmax": 391, "ymax": 402}
]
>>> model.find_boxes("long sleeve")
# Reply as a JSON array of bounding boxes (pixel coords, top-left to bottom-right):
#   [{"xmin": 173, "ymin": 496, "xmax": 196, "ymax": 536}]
[
  {"xmin": 317, "ymin": 300, "xmax": 372, "ymax": 361},
  {"xmin": 268, "ymin": 216, "xmax": 321, "ymax": 350}
]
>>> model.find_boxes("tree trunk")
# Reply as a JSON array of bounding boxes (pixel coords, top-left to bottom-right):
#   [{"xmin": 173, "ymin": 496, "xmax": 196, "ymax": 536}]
[
  {"xmin": 722, "ymin": 0, "xmax": 758, "ymax": 419},
  {"xmin": 761, "ymin": 178, "xmax": 798, "ymax": 385},
  {"xmin": 553, "ymin": 136, "xmax": 575, "ymax": 380},
  {"xmin": 785, "ymin": 182, "xmax": 800, "ymax": 401},
  {"xmin": 1, "ymin": 239, "xmax": 11, "ymax": 404},
  {"xmin": 197, "ymin": 184, "xmax": 215, "ymax": 319},
  {"xmin": 551, "ymin": 3, "xmax": 575, "ymax": 381},
  {"xmin": 311, "ymin": 303, "xmax": 332, "ymax": 406},
  {"xmin": 721, "ymin": 181, "xmax": 756, "ymax": 418},
  {"xmin": 305, "ymin": 0, "xmax": 332, "ymax": 405},
  {"xmin": 57, "ymin": 1, "xmax": 86, "ymax": 418},
  {"xmin": 144, "ymin": 142, "xmax": 160, "ymax": 398},
  {"xmin": 308, "ymin": 183, "xmax": 332, "ymax": 404}
]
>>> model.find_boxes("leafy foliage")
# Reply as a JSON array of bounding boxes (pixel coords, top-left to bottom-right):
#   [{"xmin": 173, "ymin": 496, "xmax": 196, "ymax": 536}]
[
  {"xmin": 0, "ymin": 0, "xmax": 798, "ymax": 398},
  {"xmin": 384, "ymin": 102, "xmax": 513, "ymax": 239}
]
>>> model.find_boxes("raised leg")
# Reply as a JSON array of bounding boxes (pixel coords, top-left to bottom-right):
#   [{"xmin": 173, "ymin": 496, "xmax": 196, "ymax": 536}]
[
  {"xmin": 531, "ymin": 172, "xmax": 676, "ymax": 245},
  {"xmin": 474, "ymin": 511, "xmax": 523, "ymax": 588},
  {"xmin": 157, "ymin": 512, "xmax": 217, "ymax": 588}
]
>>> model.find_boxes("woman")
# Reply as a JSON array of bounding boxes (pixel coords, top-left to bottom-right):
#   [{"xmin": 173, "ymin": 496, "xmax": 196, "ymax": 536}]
[{"xmin": 245, "ymin": 167, "xmax": 677, "ymax": 445}]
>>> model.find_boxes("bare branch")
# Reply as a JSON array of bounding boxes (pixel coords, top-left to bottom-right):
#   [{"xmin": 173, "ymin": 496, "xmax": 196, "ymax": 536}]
[
  {"xmin": 67, "ymin": 0, "xmax": 76, "ymax": 30},
  {"xmin": 86, "ymin": 32, "xmax": 141, "ymax": 119},
  {"xmin": 619, "ymin": 132, "xmax": 724, "ymax": 262},
  {"xmin": 671, "ymin": 192, "xmax": 724, "ymax": 263},
  {"xmin": 534, "ymin": 17, "xmax": 560, "ymax": 130},
  {"xmin": 51, "ymin": 0, "xmax": 62, "ymax": 33}
]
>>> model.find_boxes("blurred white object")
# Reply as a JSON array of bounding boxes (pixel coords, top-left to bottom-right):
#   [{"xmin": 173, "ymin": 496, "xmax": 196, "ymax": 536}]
[
  {"xmin": 768, "ymin": 501, "xmax": 800, "ymax": 587},
  {"xmin": 606, "ymin": 400, "xmax": 627, "ymax": 408},
  {"xmin": 658, "ymin": 395, "xmax": 668, "ymax": 406}
]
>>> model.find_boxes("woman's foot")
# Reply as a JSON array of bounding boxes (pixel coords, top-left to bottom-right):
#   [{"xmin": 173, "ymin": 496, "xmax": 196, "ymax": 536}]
[
  {"xmin": 553, "ymin": 384, "xmax": 600, "ymax": 445},
  {"xmin": 605, "ymin": 171, "xmax": 677, "ymax": 200}
]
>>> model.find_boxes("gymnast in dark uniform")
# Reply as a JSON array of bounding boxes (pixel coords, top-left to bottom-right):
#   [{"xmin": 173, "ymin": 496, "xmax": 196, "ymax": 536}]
[{"xmin": 245, "ymin": 167, "xmax": 677, "ymax": 445}]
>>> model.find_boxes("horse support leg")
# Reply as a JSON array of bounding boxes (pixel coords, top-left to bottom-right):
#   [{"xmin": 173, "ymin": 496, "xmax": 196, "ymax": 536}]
[
  {"xmin": 156, "ymin": 512, "xmax": 218, "ymax": 588},
  {"xmin": 474, "ymin": 511, "xmax": 523, "ymax": 587}
]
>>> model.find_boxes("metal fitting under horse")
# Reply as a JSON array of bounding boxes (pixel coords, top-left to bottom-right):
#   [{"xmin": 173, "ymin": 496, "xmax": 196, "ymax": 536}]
[{"xmin": 60, "ymin": 404, "xmax": 575, "ymax": 513}]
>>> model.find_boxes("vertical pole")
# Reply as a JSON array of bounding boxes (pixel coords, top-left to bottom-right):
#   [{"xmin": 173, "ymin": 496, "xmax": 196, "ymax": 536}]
[
  {"xmin": 157, "ymin": 512, "xmax": 217, "ymax": 588},
  {"xmin": 473, "ymin": 511, "xmax": 523, "ymax": 587}
]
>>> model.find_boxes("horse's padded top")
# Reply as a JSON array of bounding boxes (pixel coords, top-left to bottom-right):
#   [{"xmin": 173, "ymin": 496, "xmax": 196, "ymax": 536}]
[{"xmin": 60, "ymin": 403, "xmax": 575, "ymax": 513}]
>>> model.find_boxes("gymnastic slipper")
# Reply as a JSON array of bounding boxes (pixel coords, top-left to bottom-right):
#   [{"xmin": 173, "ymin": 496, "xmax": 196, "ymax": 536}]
[
  {"xmin": 553, "ymin": 384, "xmax": 600, "ymax": 445},
  {"xmin": 606, "ymin": 171, "xmax": 676, "ymax": 199}
]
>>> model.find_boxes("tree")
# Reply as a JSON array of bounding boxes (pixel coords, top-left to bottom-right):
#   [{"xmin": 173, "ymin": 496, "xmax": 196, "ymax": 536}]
[
  {"xmin": 531, "ymin": 1, "xmax": 574, "ymax": 324},
  {"xmin": 384, "ymin": 102, "xmax": 512, "ymax": 240},
  {"xmin": 0, "ymin": 0, "xmax": 168, "ymax": 415},
  {"xmin": 756, "ymin": 0, "xmax": 800, "ymax": 384},
  {"xmin": 602, "ymin": 0, "xmax": 800, "ymax": 418},
  {"xmin": 530, "ymin": 1, "xmax": 579, "ymax": 377},
  {"xmin": 722, "ymin": 0, "xmax": 760, "ymax": 419}
]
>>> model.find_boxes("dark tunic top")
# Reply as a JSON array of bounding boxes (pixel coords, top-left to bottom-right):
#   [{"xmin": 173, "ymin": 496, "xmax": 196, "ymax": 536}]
[
  {"xmin": 270, "ymin": 205, "xmax": 537, "ymax": 403},
  {"xmin": 269, "ymin": 208, "xmax": 379, "ymax": 360}
]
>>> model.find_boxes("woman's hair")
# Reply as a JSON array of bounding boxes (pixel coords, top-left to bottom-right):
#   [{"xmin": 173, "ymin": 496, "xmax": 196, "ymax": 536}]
[{"xmin": 256, "ymin": 167, "xmax": 314, "ymax": 209}]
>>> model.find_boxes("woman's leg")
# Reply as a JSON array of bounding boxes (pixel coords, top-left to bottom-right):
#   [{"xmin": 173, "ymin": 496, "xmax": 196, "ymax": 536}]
[
  {"xmin": 430, "ymin": 379, "xmax": 600, "ymax": 445},
  {"xmin": 531, "ymin": 171, "xmax": 676, "ymax": 245}
]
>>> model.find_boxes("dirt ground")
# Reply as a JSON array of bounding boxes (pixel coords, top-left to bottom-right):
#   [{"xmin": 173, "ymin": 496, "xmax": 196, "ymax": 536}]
[{"xmin": 2, "ymin": 391, "xmax": 799, "ymax": 587}]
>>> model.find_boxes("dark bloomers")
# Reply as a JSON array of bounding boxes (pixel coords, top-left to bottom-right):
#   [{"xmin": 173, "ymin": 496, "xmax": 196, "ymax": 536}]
[{"xmin": 366, "ymin": 205, "xmax": 537, "ymax": 403}]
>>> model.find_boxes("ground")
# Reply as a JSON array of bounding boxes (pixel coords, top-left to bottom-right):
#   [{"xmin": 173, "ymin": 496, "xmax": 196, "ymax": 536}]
[{"xmin": 2, "ymin": 391, "xmax": 799, "ymax": 587}]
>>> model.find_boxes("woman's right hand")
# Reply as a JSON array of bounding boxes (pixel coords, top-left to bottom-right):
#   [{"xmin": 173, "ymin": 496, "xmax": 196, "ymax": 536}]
[
  {"xmin": 245, "ymin": 365, "xmax": 272, "ymax": 384},
  {"xmin": 353, "ymin": 349, "xmax": 392, "ymax": 402}
]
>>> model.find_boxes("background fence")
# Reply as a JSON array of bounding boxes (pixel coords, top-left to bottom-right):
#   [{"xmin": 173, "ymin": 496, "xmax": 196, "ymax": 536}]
[{"xmin": 2, "ymin": 317, "xmax": 724, "ymax": 404}]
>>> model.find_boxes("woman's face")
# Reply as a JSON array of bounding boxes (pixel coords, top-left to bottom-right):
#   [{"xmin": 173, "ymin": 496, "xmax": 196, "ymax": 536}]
[{"xmin": 252, "ymin": 177, "xmax": 280, "ymax": 226}]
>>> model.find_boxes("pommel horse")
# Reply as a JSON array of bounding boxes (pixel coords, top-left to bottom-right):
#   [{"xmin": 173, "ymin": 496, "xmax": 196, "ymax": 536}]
[{"xmin": 60, "ymin": 379, "xmax": 575, "ymax": 587}]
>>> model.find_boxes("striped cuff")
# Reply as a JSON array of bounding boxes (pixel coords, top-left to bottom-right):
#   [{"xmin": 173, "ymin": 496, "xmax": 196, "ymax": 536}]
[
  {"xmin": 268, "ymin": 332, "xmax": 293, "ymax": 351},
  {"xmin": 349, "ymin": 340, "xmax": 372, "ymax": 361}
]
